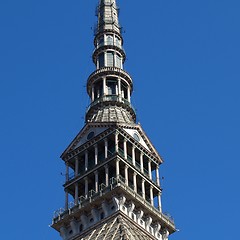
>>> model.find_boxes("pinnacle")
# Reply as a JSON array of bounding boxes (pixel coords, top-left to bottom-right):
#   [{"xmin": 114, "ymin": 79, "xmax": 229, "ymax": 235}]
[{"xmin": 96, "ymin": 0, "xmax": 121, "ymax": 35}]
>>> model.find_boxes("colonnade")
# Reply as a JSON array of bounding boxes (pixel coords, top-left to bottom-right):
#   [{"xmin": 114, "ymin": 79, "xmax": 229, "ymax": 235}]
[
  {"xmin": 91, "ymin": 77, "xmax": 131, "ymax": 103},
  {"xmin": 116, "ymin": 158, "xmax": 162, "ymax": 212},
  {"xmin": 64, "ymin": 133, "xmax": 162, "ymax": 212}
]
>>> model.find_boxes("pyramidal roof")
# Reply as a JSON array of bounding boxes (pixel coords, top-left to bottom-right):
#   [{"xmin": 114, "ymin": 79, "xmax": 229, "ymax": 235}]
[{"xmin": 74, "ymin": 215, "xmax": 155, "ymax": 240}]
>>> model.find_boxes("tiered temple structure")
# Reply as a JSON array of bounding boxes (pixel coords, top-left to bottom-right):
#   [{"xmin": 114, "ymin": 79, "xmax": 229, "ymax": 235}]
[{"xmin": 51, "ymin": 0, "xmax": 176, "ymax": 239}]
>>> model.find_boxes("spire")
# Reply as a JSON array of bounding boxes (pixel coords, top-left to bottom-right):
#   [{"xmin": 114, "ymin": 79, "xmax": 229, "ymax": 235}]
[
  {"xmin": 51, "ymin": 2, "xmax": 176, "ymax": 239},
  {"xmin": 85, "ymin": 0, "xmax": 135, "ymax": 123},
  {"xmin": 93, "ymin": 0, "xmax": 124, "ymax": 71},
  {"xmin": 96, "ymin": 0, "xmax": 121, "ymax": 35}
]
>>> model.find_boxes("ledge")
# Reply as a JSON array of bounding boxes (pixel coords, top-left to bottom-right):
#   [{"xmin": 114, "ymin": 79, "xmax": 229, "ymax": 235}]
[
  {"xmin": 87, "ymin": 67, "xmax": 133, "ymax": 95},
  {"xmin": 52, "ymin": 176, "xmax": 175, "ymax": 233}
]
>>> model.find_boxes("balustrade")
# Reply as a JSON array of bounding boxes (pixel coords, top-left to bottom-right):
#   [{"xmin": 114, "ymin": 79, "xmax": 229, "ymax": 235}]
[{"xmin": 53, "ymin": 175, "xmax": 174, "ymax": 229}]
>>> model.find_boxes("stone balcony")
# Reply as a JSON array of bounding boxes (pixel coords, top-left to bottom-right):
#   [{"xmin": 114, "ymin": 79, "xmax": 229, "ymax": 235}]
[{"xmin": 52, "ymin": 176, "xmax": 175, "ymax": 233}]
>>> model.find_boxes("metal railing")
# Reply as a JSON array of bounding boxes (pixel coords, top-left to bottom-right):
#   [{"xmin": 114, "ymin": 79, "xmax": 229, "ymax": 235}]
[{"xmin": 53, "ymin": 175, "xmax": 174, "ymax": 228}]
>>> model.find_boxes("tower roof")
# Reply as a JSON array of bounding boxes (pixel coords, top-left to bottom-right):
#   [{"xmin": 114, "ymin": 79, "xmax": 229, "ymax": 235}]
[
  {"xmin": 74, "ymin": 215, "xmax": 156, "ymax": 240},
  {"xmin": 85, "ymin": 0, "xmax": 136, "ymax": 123}
]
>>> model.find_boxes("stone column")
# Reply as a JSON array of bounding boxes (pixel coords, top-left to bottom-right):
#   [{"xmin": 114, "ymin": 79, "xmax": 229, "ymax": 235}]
[
  {"xmin": 116, "ymin": 159, "xmax": 120, "ymax": 179},
  {"xmin": 75, "ymin": 156, "xmax": 79, "ymax": 177},
  {"xmin": 85, "ymin": 151, "xmax": 88, "ymax": 172},
  {"xmin": 123, "ymin": 139, "xmax": 127, "ymax": 160},
  {"xmin": 158, "ymin": 192, "xmax": 162, "ymax": 212},
  {"xmin": 104, "ymin": 51, "xmax": 106, "ymax": 68},
  {"xmin": 118, "ymin": 78, "xmax": 121, "ymax": 98},
  {"xmin": 156, "ymin": 165, "xmax": 160, "ymax": 186},
  {"xmin": 140, "ymin": 152, "xmax": 144, "ymax": 173},
  {"xmin": 65, "ymin": 163, "xmax": 69, "ymax": 182},
  {"xmin": 84, "ymin": 177, "xmax": 88, "ymax": 198},
  {"xmin": 127, "ymin": 86, "xmax": 131, "ymax": 102},
  {"xmin": 115, "ymin": 79, "xmax": 118, "ymax": 95},
  {"xmin": 74, "ymin": 182, "xmax": 78, "ymax": 205},
  {"xmin": 103, "ymin": 77, "xmax": 107, "ymax": 96},
  {"xmin": 124, "ymin": 165, "xmax": 129, "ymax": 185},
  {"xmin": 133, "ymin": 172, "xmax": 137, "ymax": 192},
  {"xmin": 132, "ymin": 146, "xmax": 135, "ymax": 166},
  {"xmin": 104, "ymin": 138, "xmax": 108, "ymax": 159},
  {"xmin": 94, "ymin": 144, "xmax": 98, "ymax": 165},
  {"xmin": 150, "ymin": 185, "xmax": 154, "ymax": 206},
  {"xmin": 148, "ymin": 159, "xmax": 152, "ymax": 180},
  {"xmin": 115, "ymin": 132, "xmax": 119, "ymax": 153},
  {"xmin": 142, "ymin": 179, "xmax": 145, "ymax": 200},
  {"xmin": 65, "ymin": 190, "xmax": 69, "ymax": 210},
  {"xmin": 94, "ymin": 171, "xmax": 99, "ymax": 192},
  {"xmin": 91, "ymin": 85, "xmax": 95, "ymax": 101},
  {"xmin": 105, "ymin": 164, "xmax": 109, "ymax": 186}
]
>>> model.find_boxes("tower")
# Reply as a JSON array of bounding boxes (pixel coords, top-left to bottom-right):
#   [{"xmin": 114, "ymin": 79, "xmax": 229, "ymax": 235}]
[{"xmin": 51, "ymin": 0, "xmax": 176, "ymax": 239}]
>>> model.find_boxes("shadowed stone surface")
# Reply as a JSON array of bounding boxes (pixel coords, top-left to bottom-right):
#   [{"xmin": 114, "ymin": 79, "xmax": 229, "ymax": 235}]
[
  {"xmin": 87, "ymin": 106, "xmax": 134, "ymax": 123},
  {"xmin": 75, "ymin": 215, "xmax": 155, "ymax": 240}
]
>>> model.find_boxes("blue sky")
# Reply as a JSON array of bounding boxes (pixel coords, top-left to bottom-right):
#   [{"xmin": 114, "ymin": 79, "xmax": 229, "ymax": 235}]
[{"xmin": 0, "ymin": 0, "xmax": 240, "ymax": 239}]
